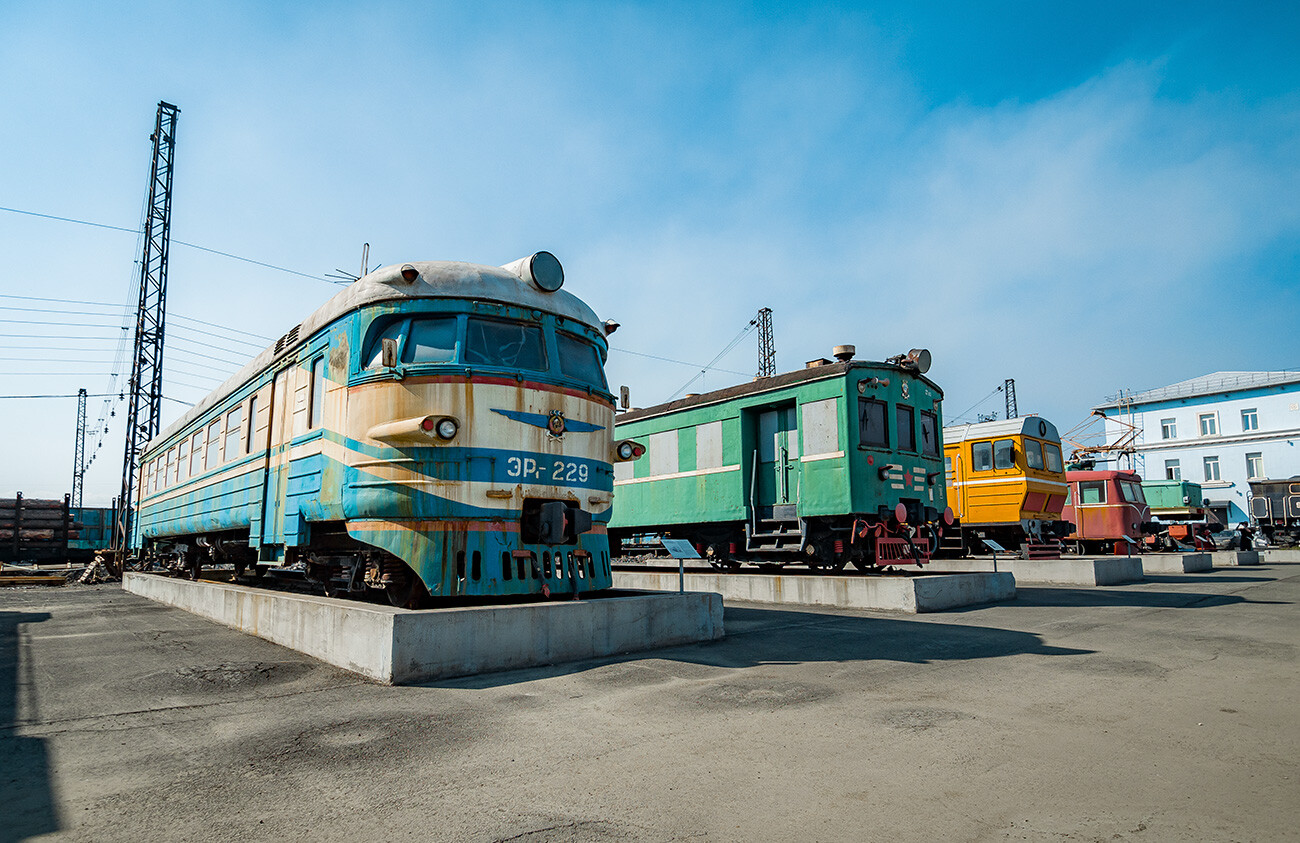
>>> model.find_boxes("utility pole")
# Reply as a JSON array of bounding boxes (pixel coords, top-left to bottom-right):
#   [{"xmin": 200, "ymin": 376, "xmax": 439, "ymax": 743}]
[
  {"xmin": 71, "ymin": 388, "xmax": 87, "ymax": 508},
  {"xmin": 114, "ymin": 101, "xmax": 179, "ymax": 552},
  {"xmin": 1004, "ymin": 378, "xmax": 1017, "ymax": 420},
  {"xmin": 755, "ymin": 307, "xmax": 775, "ymax": 378}
]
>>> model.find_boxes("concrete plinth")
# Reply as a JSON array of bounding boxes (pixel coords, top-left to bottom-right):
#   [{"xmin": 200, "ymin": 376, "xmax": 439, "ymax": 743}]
[
  {"xmin": 123, "ymin": 573, "xmax": 724, "ymax": 684},
  {"xmin": 924, "ymin": 557, "xmax": 1143, "ymax": 586},
  {"xmin": 1264, "ymin": 548, "xmax": 1300, "ymax": 563},
  {"xmin": 1212, "ymin": 551, "xmax": 1260, "ymax": 566},
  {"xmin": 611, "ymin": 570, "xmax": 1014, "ymax": 613},
  {"xmin": 1142, "ymin": 553, "xmax": 1213, "ymax": 574}
]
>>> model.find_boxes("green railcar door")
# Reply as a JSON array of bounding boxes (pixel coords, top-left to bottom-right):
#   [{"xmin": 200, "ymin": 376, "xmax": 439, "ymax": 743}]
[{"xmin": 756, "ymin": 406, "xmax": 800, "ymax": 514}]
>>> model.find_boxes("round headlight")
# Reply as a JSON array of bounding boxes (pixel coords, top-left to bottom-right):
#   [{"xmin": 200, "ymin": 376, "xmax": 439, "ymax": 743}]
[
  {"xmin": 436, "ymin": 418, "xmax": 458, "ymax": 440},
  {"xmin": 617, "ymin": 442, "xmax": 634, "ymax": 460}
]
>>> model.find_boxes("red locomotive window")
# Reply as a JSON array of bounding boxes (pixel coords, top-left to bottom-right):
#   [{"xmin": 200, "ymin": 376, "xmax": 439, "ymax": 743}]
[{"xmin": 1080, "ymin": 481, "xmax": 1106, "ymax": 504}]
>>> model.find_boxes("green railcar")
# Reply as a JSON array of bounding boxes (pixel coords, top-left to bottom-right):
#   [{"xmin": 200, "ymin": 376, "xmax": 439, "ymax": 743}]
[{"xmin": 609, "ymin": 352, "xmax": 950, "ymax": 571}]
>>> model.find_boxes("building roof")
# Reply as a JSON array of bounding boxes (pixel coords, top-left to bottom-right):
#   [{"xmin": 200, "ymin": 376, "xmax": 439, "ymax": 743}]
[
  {"xmin": 1093, "ymin": 371, "xmax": 1300, "ymax": 410},
  {"xmin": 943, "ymin": 416, "xmax": 1060, "ymax": 444}
]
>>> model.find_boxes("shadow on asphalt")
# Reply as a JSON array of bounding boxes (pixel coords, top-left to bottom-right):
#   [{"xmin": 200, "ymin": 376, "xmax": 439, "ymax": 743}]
[
  {"xmin": 1142, "ymin": 574, "xmax": 1274, "ymax": 584},
  {"xmin": 429, "ymin": 605, "xmax": 1093, "ymax": 689},
  {"xmin": 0, "ymin": 610, "xmax": 57, "ymax": 842},
  {"xmin": 1014, "ymin": 587, "xmax": 1282, "ymax": 609}
]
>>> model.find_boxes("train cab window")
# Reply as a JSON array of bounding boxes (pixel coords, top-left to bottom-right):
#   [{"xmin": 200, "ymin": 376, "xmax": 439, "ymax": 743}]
[
  {"xmin": 1119, "ymin": 481, "xmax": 1145, "ymax": 503},
  {"xmin": 919, "ymin": 411, "xmax": 938, "ymax": 457},
  {"xmin": 1044, "ymin": 443, "xmax": 1063, "ymax": 473},
  {"xmin": 364, "ymin": 320, "xmax": 406, "ymax": 369},
  {"xmin": 1080, "ymin": 481, "xmax": 1106, "ymax": 504},
  {"xmin": 895, "ymin": 405, "xmax": 916, "ymax": 452},
  {"xmin": 858, "ymin": 398, "xmax": 889, "ymax": 448},
  {"xmin": 972, "ymin": 441, "xmax": 994, "ymax": 471},
  {"xmin": 402, "ymin": 317, "xmax": 458, "ymax": 364},
  {"xmin": 223, "ymin": 406, "xmax": 243, "ymax": 462},
  {"xmin": 556, "ymin": 332, "xmax": 608, "ymax": 389},
  {"xmin": 993, "ymin": 438, "xmax": 1015, "ymax": 469},
  {"xmin": 205, "ymin": 420, "xmax": 222, "ymax": 467},
  {"xmin": 1024, "ymin": 439, "xmax": 1044, "ymax": 470},
  {"xmin": 465, "ymin": 318, "xmax": 547, "ymax": 371}
]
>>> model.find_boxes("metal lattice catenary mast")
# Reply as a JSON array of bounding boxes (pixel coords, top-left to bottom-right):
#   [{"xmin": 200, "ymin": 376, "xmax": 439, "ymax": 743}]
[
  {"xmin": 114, "ymin": 101, "xmax": 179, "ymax": 551},
  {"xmin": 756, "ymin": 307, "xmax": 775, "ymax": 378},
  {"xmin": 1004, "ymin": 378, "xmax": 1017, "ymax": 420},
  {"xmin": 71, "ymin": 387, "xmax": 87, "ymax": 509}
]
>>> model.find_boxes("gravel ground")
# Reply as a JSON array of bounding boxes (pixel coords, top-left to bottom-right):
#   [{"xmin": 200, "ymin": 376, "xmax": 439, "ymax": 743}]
[{"xmin": 2, "ymin": 563, "xmax": 1297, "ymax": 842}]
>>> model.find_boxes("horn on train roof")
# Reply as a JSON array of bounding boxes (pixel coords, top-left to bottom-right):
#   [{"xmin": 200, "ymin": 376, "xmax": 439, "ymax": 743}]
[{"xmin": 502, "ymin": 251, "xmax": 564, "ymax": 292}]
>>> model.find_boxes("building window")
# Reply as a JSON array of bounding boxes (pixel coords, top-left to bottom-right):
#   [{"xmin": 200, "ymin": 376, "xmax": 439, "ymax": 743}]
[
  {"xmin": 1241, "ymin": 408, "xmax": 1258, "ymax": 432},
  {"xmin": 1203, "ymin": 455, "xmax": 1221, "ymax": 482},
  {"xmin": 1199, "ymin": 413, "xmax": 1218, "ymax": 436},
  {"xmin": 1160, "ymin": 418, "xmax": 1176, "ymax": 439},
  {"xmin": 1165, "ymin": 459, "xmax": 1181, "ymax": 481},
  {"xmin": 1246, "ymin": 452, "xmax": 1263, "ymax": 479}
]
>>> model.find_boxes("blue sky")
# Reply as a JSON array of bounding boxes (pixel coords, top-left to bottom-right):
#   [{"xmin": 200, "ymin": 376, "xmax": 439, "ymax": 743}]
[{"xmin": 2, "ymin": 1, "xmax": 1297, "ymax": 505}]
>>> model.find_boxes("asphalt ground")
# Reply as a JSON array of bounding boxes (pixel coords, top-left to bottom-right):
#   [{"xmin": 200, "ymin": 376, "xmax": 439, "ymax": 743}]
[{"xmin": 2, "ymin": 564, "xmax": 1297, "ymax": 843}]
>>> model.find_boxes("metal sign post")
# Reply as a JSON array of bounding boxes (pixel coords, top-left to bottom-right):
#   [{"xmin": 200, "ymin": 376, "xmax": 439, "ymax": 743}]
[
  {"xmin": 982, "ymin": 539, "xmax": 1007, "ymax": 572},
  {"xmin": 659, "ymin": 538, "xmax": 700, "ymax": 593}
]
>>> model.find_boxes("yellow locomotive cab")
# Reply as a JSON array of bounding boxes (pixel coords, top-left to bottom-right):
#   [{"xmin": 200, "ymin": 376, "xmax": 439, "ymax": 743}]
[{"xmin": 941, "ymin": 416, "xmax": 1071, "ymax": 554}]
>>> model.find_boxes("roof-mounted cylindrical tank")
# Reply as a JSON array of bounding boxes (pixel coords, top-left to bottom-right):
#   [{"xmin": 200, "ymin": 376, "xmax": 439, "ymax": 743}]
[
  {"xmin": 833, "ymin": 344, "xmax": 855, "ymax": 362},
  {"xmin": 501, "ymin": 251, "xmax": 564, "ymax": 292}
]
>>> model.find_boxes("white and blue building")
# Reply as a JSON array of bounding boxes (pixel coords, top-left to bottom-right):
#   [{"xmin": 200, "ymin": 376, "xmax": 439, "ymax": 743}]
[{"xmin": 1094, "ymin": 371, "xmax": 1300, "ymax": 526}]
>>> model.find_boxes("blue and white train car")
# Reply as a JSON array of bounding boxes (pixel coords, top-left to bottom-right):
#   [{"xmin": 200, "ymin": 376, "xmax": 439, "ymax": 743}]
[{"xmin": 134, "ymin": 253, "xmax": 632, "ymax": 606}]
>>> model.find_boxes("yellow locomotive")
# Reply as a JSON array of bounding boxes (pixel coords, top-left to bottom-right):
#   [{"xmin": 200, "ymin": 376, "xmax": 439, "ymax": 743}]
[{"xmin": 940, "ymin": 416, "xmax": 1071, "ymax": 556}]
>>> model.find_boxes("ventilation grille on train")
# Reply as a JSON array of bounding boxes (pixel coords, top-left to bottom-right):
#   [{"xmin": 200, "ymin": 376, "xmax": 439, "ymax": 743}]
[{"xmin": 274, "ymin": 325, "xmax": 300, "ymax": 354}]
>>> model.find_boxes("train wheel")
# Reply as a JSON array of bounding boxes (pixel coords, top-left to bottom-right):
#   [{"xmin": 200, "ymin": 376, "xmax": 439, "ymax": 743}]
[
  {"xmin": 186, "ymin": 554, "xmax": 202, "ymax": 581},
  {"xmin": 385, "ymin": 569, "xmax": 429, "ymax": 610}
]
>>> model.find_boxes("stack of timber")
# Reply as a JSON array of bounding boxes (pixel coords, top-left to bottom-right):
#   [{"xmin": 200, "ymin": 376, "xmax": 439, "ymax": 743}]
[{"xmin": 1, "ymin": 492, "xmax": 78, "ymax": 565}]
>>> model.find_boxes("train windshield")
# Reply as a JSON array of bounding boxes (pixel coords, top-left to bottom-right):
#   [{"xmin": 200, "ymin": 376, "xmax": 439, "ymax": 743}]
[
  {"xmin": 1080, "ymin": 481, "xmax": 1106, "ymax": 504},
  {"xmin": 1119, "ymin": 480, "xmax": 1146, "ymax": 503},
  {"xmin": 556, "ymin": 332, "xmax": 607, "ymax": 389},
  {"xmin": 993, "ymin": 439, "xmax": 1015, "ymax": 469},
  {"xmin": 1025, "ymin": 439, "xmax": 1044, "ymax": 470},
  {"xmin": 919, "ymin": 411, "xmax": 938, "ymax": 456},
  {"xmin": 364, "ymin": 321, "xmax": 405, "ymax": 368},
  {"xmin": 465, "ymin": 318, "xmax": 547, "ymax": 371},
  {"xmin": 1044, "ymin": 443, "xmax": 1063, "ymax": 473},
  {"xmin": 403, "ymin": 317, "xmax": 458, "ymax": 363}
]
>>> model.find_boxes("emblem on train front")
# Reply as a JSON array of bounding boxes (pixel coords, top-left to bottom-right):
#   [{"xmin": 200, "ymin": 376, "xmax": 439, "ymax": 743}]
[
  {"xmin": 547, "ymin": 411, "xmax": 567, "ymax": 437},
  {"xmin": 901, "ymin": 381, "xmax": 910, "ymax": 398}
]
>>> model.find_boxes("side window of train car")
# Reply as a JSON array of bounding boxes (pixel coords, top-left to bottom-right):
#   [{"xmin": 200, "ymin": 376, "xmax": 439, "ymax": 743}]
[
  {"xmin": 401, "ymin": 317, "xmax": 458, "ymax": 364},
  {"xmin": 224, "ymin": 406, "xmax": 243, "ymax": 461},
  {"xmin": 246, "ymin": 396, "xmax": 258, "ymax": 453},
  {"xmin": 308, "ymin": 359, "xmax": 325, "ymax": 429},
  {"xmin": 993, "ymin": 438, "xmax": 1015, "ymax": 469},
  {"xmin": 1119, "ymin": 481, "xmax": 1144, "ymax": 503},
  {"xmin": 177, "ymin": 440, "xmax": 189, "ymax": 483},
  {"xmin": 164, "ymin": 449, "xmax": 174, "ymax": 488},
  {"xmin": 556, "ymin": 332, "xmax": 608, "ymax": 389},
  {"xmin": 972, "ymin": 441, "xmax": 994, "ymax": 471},
  {"xmin": 919, "ymin": 411, "xmax": 938, "ymax": 457},
  {"xmin": 1044, "ymin": 442, "xmax": 1063, "ymax": 473},
  {"xmin": 190, "ymin": 431, "xmax": 203, "ymax": 475},
  {"xmin": 1024, "ymin": 438, "xmax": 1044, "ymax": 470},
  {"xmin": 896, "ymin": 405, "xmax": 916, "ymax": 452},
  {"xmin": 1080, "ymin": 480, "xmax": 1106, "ymax": 504},
  {"xmin": 465, "ymin": 318, "xmax": 547, "ymax": 371},
  {"xmin": 858, "ymin": 398, "xmax": 889, "ymax": 448},
  {"xmin": 364, "ymin": 320, "xmax": 406, "ymax": 369},
  {"xmin": 205, "ymin": 419, "xmax": 222, "ymax": 467}
]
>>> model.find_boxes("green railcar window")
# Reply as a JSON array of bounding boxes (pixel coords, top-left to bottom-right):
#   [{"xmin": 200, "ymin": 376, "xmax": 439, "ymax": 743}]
[
  {"xmin": 465, "ymin": 318, "xmax": 547, "ymax": 371},
  {"xmin": 1025, "ymin": 438, "xmax": 1044, "ymax": 470},
  {"xmin": 858, "ymin": 398, "xmax": 888, "ymax": 447},
  {"xmin": 896, "ymin": 405, "xmax": 916, "ymax": 452},
  {"xmin": 556, "ymin": 331, "xmax": 607, "ymax": 389},
  {"xmin": 972, "ymin": 442, "xmax": 993, "ymax": 471},
  {"xmin": 919, "ymin": 411, "xmax": 938, "ymax": 456}
]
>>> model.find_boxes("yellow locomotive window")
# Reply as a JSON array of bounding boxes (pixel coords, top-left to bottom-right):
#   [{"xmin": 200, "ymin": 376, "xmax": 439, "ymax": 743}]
[
  {"xmin": 993, "ymin": 439, "xmax": 1015, "ymax": 469},
  {"xmin": 557, "ymin": 332, "xmax": 607, "ymax": 389},
  {"xmin": 1025, "ymin": 438, "xmax": 1044, "ymax": 469},
  {"xmin": 402, "ymin": 317, "xmax": 457, "ymax": 364},
  {"xmin": 919, "ymin": 411, "xmax": 938, "ymax": 456},
  {"xmin": 466, "ymin": 318, "xmax": 547, "ymax": 371},
  {"xmin": 972, "ymin": 441, "xmax": 993, "ymax": 471},
  {"xmin": 896, "ymin": 405, "xmax": 916, "ymax": 452},
  {"xmin": 1044, "ymin": 443, "xmax": 1063, "ymax": 473},
  {"xmin": 858, "ymin": 398, "xmax": 888, "ymax": 447}
]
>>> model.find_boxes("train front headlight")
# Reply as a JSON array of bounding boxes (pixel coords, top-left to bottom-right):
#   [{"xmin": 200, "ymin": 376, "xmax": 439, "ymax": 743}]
[
  {"xmin": 436, "ymin": 418, "xmax": 459, "ymax": 440},
  {"xmin": 614, "ymin": 439, "xmax": 645, "ymax": 462}
]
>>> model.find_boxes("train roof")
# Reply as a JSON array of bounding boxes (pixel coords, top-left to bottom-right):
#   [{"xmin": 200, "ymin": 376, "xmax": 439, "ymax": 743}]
[
  {"xmin": 149, "ymin": 257, "xmax": 604, "ymax": 449},
  {"xmin": 616, "ymin": 360, "xmax": 943, "ymax": 424},
  {"xmin": 942, "ymin": 416, "xmax": 1060, "ymax": 444},
  {"xmin": 1065, "ymin": 469, "xmax": 1142, "ymax": 481}
]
